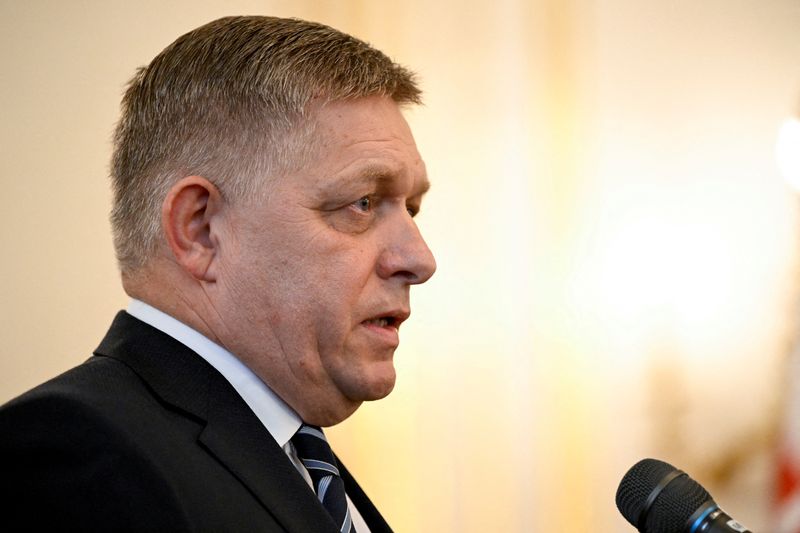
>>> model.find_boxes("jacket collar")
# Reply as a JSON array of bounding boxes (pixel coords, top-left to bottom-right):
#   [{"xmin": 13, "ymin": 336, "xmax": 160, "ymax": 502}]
[{"xmin": 94, "ymin": 311, "xmax": 340, "ymax": 533}]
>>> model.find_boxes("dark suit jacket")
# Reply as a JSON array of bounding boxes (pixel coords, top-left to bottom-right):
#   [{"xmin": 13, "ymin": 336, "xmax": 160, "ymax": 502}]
[{"xmin": 0, "ymin": 311, "xmax": 391, "ymax": 532}]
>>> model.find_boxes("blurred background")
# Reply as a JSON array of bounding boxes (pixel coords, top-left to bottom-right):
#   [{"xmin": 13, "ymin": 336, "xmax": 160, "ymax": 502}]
[{"xmin": 2, "ymin": 1, "xmax": 799, "ymax": 531}]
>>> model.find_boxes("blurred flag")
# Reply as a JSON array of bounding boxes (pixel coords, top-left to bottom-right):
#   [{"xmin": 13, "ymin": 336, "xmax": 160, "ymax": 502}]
[
  {"xmin": 776, "ymin": 343, "xmax": 800, "ymax": 533},
  {"xmin": 776, "ymin": 114, "xmax": 800, "ymax": 533}
]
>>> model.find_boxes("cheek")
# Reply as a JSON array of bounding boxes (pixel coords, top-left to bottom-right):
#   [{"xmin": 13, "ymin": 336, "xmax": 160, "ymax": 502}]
[
  {"xmin": 297, "ymin": 236, "xmax": 373, "ymax": 294},
  {"xmin": 301, "ymin": 265, "xmax": 372, "ymax": 355},
  {"xmin": 236, "ymin": 226, "xmax": 376, "ymax": 332}
]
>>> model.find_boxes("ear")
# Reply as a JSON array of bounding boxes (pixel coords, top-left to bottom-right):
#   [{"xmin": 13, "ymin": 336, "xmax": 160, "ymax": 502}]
[{"xmin": 161, "ymin": 176, "xmax": 224, "ymax": 282}]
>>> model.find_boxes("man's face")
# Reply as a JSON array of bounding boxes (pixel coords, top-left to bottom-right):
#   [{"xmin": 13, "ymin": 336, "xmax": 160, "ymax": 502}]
[{"xmin": 215, "ymin": 96, "xmax": 436, "ymax": 425}]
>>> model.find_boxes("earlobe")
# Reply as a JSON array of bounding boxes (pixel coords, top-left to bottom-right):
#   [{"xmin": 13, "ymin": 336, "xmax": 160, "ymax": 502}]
[{"xmin": 161, "ymin": 176, "xmax": 223, "ymax": 282}]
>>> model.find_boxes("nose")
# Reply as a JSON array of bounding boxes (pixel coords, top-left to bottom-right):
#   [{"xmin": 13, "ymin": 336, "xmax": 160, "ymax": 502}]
[{"xmin": 377, "ymin": 214, "xmax": 436, "ymax": 284}]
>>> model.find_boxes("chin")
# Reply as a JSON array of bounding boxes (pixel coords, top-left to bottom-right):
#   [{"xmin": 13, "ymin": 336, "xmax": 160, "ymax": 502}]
[
  {"xmin": 354, "ymin": 368, "xmax": 396, "ymax": 401},
  {"xmin": 300, "ymin": 366, "xmax": 396, "ymax": 426},
  {"xmin": 305, "ymin": 376, "xmax": 395, "ymax": 427}
]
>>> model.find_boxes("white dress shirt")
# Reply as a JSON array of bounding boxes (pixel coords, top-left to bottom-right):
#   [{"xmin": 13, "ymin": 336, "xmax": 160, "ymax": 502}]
[{"xmin": 127, "ymin": 299, "xmax": 370, "ymax": 532}]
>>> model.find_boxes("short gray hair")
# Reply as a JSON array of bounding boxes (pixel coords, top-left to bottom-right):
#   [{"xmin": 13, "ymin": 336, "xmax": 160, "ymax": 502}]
[{"xmin": 110, "ymin": 16, "xmax": 421, "ymax": 274}]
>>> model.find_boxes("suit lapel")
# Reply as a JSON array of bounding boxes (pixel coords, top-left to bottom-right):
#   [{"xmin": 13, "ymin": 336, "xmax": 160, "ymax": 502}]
[
  {"xmin": 199, "ymin": 374, "xmax": 339, "ymax": 533},
  {"xmin": 94, "ymin": 312, "xmax": 339, "ymax": 533}
]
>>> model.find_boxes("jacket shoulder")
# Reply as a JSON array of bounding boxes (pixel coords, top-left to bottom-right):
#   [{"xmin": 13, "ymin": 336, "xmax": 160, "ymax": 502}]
[{"xmin": 0, "ymin": 356, "xmax": 192, "ymax": 531}]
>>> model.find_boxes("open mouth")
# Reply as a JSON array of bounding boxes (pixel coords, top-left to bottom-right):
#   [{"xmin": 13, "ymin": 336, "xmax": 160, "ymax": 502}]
[{"xmin": 362, "ymin": 316, "xmax": 398, "ymax": 329}]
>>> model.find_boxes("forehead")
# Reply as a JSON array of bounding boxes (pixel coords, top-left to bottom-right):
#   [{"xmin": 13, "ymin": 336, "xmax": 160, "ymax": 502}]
[{"xmin": 307, "ymin": 96, "xmax": 429, "ymax": 194}]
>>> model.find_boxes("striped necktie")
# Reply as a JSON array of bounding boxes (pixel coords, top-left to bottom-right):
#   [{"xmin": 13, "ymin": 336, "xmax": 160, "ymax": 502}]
[{"xmin": 291, "ymin": 424, "xmax": 356, "ymax": 533}]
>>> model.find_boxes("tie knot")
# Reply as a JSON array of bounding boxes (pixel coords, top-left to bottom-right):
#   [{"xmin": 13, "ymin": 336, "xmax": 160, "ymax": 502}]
[{"xmin": 291, "ymin": 424, "xmax": 340, "ymax": 479}]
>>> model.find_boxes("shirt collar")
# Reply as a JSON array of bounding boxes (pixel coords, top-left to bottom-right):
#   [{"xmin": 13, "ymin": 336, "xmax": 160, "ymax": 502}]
[{"xmin": 126, "ymin": 299, "xmax": 301, "ymax": 447}]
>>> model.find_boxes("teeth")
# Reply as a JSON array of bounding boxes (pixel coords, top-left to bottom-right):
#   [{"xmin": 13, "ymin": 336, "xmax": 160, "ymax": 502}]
[{"xmin": 366, "ymin": 318, "xmax": 390, "ymax": 327}]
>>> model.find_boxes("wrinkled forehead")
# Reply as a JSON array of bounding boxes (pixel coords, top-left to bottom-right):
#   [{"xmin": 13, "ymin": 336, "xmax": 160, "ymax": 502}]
[
  {"xmin": 311, "ymin": 96, "xmax": 419, "ymax": 147},
  {"xmin": 303, "ymin": 97, "xmax": 429, "ymax": 194}
]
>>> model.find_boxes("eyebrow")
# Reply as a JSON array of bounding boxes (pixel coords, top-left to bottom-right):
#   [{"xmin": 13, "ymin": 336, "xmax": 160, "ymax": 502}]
[{"xmin": 324, "ymin": 163, "xmax": 431, "ymax": 196}]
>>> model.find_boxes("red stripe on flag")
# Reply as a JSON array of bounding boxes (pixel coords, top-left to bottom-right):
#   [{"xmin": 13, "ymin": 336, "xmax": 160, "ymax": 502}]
[{"xmin": 778, "ymin": 447, "xmax": 800, "ymax": 502}]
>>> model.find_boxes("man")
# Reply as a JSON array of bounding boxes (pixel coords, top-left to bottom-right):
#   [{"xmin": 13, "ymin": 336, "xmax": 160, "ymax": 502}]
[{"xmin": 0, "ymin": 16, "xmax": 435, "ymax": 532}]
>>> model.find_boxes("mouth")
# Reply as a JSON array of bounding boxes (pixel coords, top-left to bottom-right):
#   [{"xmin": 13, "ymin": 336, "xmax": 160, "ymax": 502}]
[
  {"xmin": 362, "ymin": 316, "xmax": 399, "ymax": 329},
  {"xmin": 359, "ymin": 310, "xmax": 410, "ymax": 347},
  {"xmin": 360, "ymin": 309, "xmax": 410, "ymax": 330}
]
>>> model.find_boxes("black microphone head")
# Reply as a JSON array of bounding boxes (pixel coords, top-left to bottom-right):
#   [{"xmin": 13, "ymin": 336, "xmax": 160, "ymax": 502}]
[{"xmin": 616, "ymin": 458, "xmax": 712, "ymax": 533}]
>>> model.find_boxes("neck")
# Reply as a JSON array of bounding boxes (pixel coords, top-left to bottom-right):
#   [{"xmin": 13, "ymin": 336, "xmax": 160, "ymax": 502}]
[{"xmin": 122, "ymin": 259, "xmax": 223, "ymax": 346}]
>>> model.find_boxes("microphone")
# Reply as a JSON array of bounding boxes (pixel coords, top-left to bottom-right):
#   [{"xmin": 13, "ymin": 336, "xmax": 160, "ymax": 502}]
[{"xmin": 615, "ymin": 458, "xmax": 752, "ymax": 533}]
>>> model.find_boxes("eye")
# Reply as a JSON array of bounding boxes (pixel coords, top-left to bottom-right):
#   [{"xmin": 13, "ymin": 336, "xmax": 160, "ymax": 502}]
[{"xmin": 352, "ymin": 196, "xmax": 372, "ymax": 212}]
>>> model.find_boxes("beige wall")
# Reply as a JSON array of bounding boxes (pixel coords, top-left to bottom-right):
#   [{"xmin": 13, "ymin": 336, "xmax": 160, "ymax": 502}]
[{"xmin": 2, "ymin": 1, "xmax": 800, "ymax": 531}]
